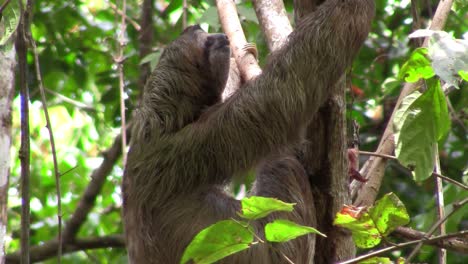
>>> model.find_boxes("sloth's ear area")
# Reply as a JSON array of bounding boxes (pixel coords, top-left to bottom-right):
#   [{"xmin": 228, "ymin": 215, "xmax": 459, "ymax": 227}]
[{"xmin": 182, "ymin": 24, "xmax": 203, "ymax": 35}]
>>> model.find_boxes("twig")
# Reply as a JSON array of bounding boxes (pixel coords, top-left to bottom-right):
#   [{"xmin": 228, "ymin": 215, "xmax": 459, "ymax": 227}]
[
  {"xmin": 29, "ymin": 17, "xmax": 63, "ymax": 264},
  {"xmin": 45, "ymin": 88, "xmax": 95, "ymax": 112},
  {"xmin": 393, "ymin": 226, "xmax": 468, "ymax": 253},
  {"xmin": 15, "ymin": 0, "xmax": 31, "ymax": 261},
  {"xmin": 339, "ymin": 230, "xmax": 468, "ymax": 264},
  {"xmin": 432, "ymin": 172, "xmax": 468, "ymax": 190},
  {"xmin": 405, "ymin": 197, "xmax": 467, "ymax": 262},
  {"xmin": 115, "ymin": 0, "xmax": 128, "ymax": 167},
  {"xmin": 106, "ymin": 1, "xmax": 141, "ymax": 31},
  {"xmin": 352, "ymin": 0, "xmax": 455, "ymax": 206},
  {"xmin": 432, "ymin": 145, "xmax": 447, "ymax": 264},
  {"xmin": 359, "ymin": 151, "xmax": 468, "ymax": 190},
  {"xmin": 358, "ymin": 150, "xmax": 397, "ymax": 160},
  {"xmin": 0, "ymin": 0, "xmax": 11, "ymax": 14}
]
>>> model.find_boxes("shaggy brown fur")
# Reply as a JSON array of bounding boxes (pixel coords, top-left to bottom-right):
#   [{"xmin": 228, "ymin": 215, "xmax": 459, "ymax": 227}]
[{"xmin": 123, "ymin": 0, "xmax": 374, "ymax": 263}]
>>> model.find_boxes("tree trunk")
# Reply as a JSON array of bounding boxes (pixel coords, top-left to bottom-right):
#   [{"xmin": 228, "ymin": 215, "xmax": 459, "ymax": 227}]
[{"xmin": 0, "ymin": 47, "xmax": 16, "ymax": 264}]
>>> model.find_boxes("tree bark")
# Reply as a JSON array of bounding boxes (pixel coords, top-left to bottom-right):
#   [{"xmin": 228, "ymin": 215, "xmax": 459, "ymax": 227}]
[
  {"xmin": 294, "ymin": 0, "xmax": 355, "ymax": 261},
  {"xmin": 0, "ymin": 46, "xmax": 16, "ymax": 264}
]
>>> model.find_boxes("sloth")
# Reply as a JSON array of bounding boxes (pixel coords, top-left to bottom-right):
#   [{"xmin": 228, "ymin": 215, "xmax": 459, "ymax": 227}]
[{"xmin": 122, "ymin": 0, "xmax": 374, "ymax": 263}]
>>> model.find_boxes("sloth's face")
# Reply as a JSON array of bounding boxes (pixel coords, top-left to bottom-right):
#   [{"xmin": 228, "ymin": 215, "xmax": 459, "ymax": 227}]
[
  {"xmin": 181, "ymin": 25, "xmax": 231, "ymax": 91},
  {"xmin": 159, "ymin": 25, "xmax": 231, "ymax": 96}
]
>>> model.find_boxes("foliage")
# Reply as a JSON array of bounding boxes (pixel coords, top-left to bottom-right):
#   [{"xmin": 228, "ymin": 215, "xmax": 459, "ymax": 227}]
[
  {"xmin": 4, "ymin": 0, "xmax": 468, "ymax": 263},
  {"xmin": 394, "ymin": 77, "xmax": 450, "ymax": 181},
  {"xmin": 181, "ymin": 196, "xmax": 324, "ymax": 264},
  {"xmin": 334, "ymin": 193, "xmax": 409, "ymax": 249}
]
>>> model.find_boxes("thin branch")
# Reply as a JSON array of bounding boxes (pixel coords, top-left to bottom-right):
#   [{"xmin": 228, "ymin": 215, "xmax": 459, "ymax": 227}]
[
  {"xmin": 432, "ymin": 146, "xmax": 446, "ymax": 263},
  {"xmin": 5, "ymin": 235, "xmax": 125, "ymax": 263},
  {"xmin": 137, "ymin": 0, "xmax": 154, "ymax": 95},
  {"xmin": 352, "ymin": 0, "xmax": 455, "ymax": 206},
  {"xmin": 358, "ymin": 151, "xmax": 468, "ymax": 190},
  {"xmin": 106, "ymin": 1, "xmax": 141, "ymax": 31},
  {"xmin": 0, "ymin": 0, "xmax": 11, "ymax": 13},
  {"xmin": 29, "ymin": 18, "xmax": 63, "ymax": 264},
  {"xmin": 358, "ymin": 150, "xmax": 397, "ymax": 160},
  {"xmin": 115, "ymin": 0, "xmax": 128, "ymax": 167},
  {"xmin": 44, "ymin": 88, "xmax": 96, "ymax": 112},
  {"xmin": 15, "ymin": 0, "xmax": 31, "ymax": 261},
  {"xmin": 433, "ymin": 172, "xmax": 468, "ymax": 190},
  {"xmin": 406, "ymin": 197, "xmax": 467, "ymax": 262},
  {"xmin": 393, "ymin": 226, "xmax": 468, "ymax": 254},
  {"xmin": 339, "ymin": 230, "xmax": 468, "ymax": 264}
]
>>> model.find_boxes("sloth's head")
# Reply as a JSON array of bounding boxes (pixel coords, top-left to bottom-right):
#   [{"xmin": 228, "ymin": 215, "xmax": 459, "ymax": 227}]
[{"xmin": 159, "ymin": 25, "xmax": 231, "ymax": 104}]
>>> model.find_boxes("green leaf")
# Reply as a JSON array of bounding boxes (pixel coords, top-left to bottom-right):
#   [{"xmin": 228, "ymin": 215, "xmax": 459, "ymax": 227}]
[
  {"xmin": 334, "ymin": 193, "xmax": 409, "ymax": 249},
  {"xmin": 427, "ymin": 31, "xmax": 468, "ymax": 89},
  {"xmin": 180, "ymin": 220, "xmax": 253, "ymax": 264},
  {"xmin": 459, "ymin": 70, "xmax": 468, "ymax": 81},
  {"xmin": 199, "ymin": 6, "xmax": 220, "ymax": 28},
  {"xmin": 382, "ymin": 77, "xmax": 400, "ymax": 96},
  {"xmin": 398, "ymin": 48, "xmax": 435, "ymax": 82},
  {"xmin": 0, "ymin": 0, "xmax": 20, "ymax": 45},
  {"xmin": 237, "ymin": 5, "xmax": 259, "ymax": 24},
  {"xmin": 140, "ymin": 51, "xmax": 161, "ymax": 70},
  {"xmin": 368, "ymin": 193, "xmax": 410, "ymax": 237},
  {"xmin": 265, "ymin": 219, "xmax": 325, "ymax": 242},
  {"xmin": 334, "ymin": 209, "xmax": 381, "ymax": 248},
  {"xmin": 239, "ymin": 196, "xmax": 295, "ymax": 220},
  {"xmin": 358, "ymin": 257, "xmax": 393, "ymax": 264},
  {"xmin": 394, "ymin": 79, "xmax": 451, "ymax": 181}
]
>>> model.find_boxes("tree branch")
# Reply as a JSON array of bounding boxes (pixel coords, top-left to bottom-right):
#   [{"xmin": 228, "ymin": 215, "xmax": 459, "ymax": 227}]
[
  {"xmin": 61, "ymin": 129, "xmax": 127, "ymax": 242},
  {"xmin": 216, "ymin": 0, "xmax": 261, "ymax": 81},
  {"xmin": 393, "ymin": 227, "xmax": 468, "ymax": 254},
  {"xmin": 5, "ymin": 235, "xmax": 125, "ymax": 263},
  {"xmin": 252, "ymin": 0, "xmax": 291, "ymax": 52},
  {"xmin": 137, "ymin": 0, "xmax": 154, "ymax": 96},
  {"xmin": 15, "ymin": 0, "xmax": 32, "ymax": 261},
  {"xmin": 339, "ymin": 230, "xmax": 468, "ymax": 264}
]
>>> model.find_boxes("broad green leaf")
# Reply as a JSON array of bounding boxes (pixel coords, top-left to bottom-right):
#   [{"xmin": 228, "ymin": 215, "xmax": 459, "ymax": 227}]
[
  {"xmin": 459, "ymin": 70, "xmax": 468, "ymax": 81},
  {"xmin": 334, "ymin": 209, "xmax": 381, "ymax": 248},
  {"xmin": 368, "ymin": 193, "xmax": 410, "ymax": 236},
  {"xmin": 200, "ymin": 6, "xmax": 220, "ymax": 28},
  {"xmin": 0, "ymin": 0, "xmax": 20, "ymax": 46},
  {"xmin": 398, "ymin": 48, "xmax": 435, "ymax": 82},
  {"xmin": 180, "ymin": 220, "xmax": 253, "ymax": 264},
  {"xmin": 394, "ymin": 79, "xmax": 450, "ymax": 181},
  {"xmin": 265, "ymin": 219, "xmax": 325, "ymax": 242},
  {"xmin": 382, "ymin": 77, "xmax": 400, "ymax": 96},
  {"xmin": 334, "ymin": 194, "xmax": 409, "ymax": 249},
  {"xmin": 239, "ymin": 196, "xmax": 295, "ymax": 220},
  {"xmin": 237, "ymin": 5, "xmax": 259, "ymax": 24},
  {"xmin": 359, "ymin": 257, "xmax": 392, "ymax": 264},
  {"xmin": 427, "ymin": 31, "xmax": 468, "ymax": 89},
  {"xmin": 393, "ymin": 91, "xmax": 422, "ymax": 139},
  {"xmin": 140, "ymin": 51, "xmax": 161, "ymax": 70}
]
